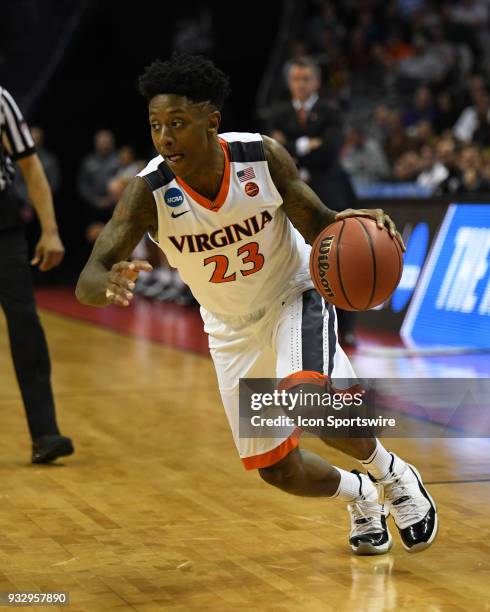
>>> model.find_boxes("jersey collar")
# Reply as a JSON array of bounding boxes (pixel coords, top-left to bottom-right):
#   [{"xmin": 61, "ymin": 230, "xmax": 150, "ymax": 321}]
[{"xmin": 175, "ymin": 138, "xmax": 230, "ymax": 212}]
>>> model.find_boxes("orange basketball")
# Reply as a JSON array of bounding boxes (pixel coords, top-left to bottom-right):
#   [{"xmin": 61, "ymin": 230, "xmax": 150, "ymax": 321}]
[{"xmin": 309, "ymin": 217, "xmax": 403, "ymax": 311}]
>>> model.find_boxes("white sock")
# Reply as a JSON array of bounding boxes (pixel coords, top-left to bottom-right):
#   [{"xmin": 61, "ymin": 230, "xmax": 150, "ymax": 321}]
[
  {"xmin": 331, "ymin": 467, "xmax": 376, "ymax": 502},
  {"xmin": 360, "ymin": 439, "xmax": 394, "ymax": 480}
]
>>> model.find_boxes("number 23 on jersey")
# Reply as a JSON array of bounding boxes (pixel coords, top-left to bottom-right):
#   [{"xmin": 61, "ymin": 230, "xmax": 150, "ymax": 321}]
[{"xmin": 203, "ymin": 242, "xmax": 264, "ymax": 283}]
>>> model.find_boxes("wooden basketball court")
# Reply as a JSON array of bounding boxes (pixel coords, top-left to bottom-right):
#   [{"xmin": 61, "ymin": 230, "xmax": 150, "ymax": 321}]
[{"xmin": 1, "ymin": 298, "xmax": 489, "ymax": 611}]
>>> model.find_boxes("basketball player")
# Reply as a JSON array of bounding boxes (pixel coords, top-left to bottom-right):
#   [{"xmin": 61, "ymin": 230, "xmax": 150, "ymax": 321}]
[{"xmin": 76, "ymin": 55, "xmax": 437, "ymax": 555}]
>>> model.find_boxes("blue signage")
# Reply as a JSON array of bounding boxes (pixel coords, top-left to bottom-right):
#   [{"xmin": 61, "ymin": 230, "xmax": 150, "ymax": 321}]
[
  {"xmin": 402, "ymin": 204, "xmax": 490, "ymax": 348},
  {"xmin": 354, "ymin": 182, "xmax": 433, "ymax": 199},
  {"xmin": 391, "ymin": 223, "xmax": 429, "ymax": 313}
]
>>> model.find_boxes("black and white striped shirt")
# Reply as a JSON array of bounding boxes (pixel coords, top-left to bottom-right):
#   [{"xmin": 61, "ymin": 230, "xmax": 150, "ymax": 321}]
[{"xmin": 0, "ymin": 86, "xmax": 35, "ymax": 192}]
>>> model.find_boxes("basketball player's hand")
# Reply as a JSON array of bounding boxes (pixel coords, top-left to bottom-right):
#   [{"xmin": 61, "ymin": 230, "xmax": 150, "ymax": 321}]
[
  {"xmin": 105, "ymin": 260, "xmax": 153, "ymax": 306},
  {"xmin": 335, "ymin": 208, "xmax": 406, "ymax": 252},
  {"xmin": 31, "ymin": 231, "xmax": 65, "ymax": 271}
]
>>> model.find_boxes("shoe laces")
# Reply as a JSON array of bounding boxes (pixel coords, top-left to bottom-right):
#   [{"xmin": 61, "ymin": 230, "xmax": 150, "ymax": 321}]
[
  {"xmin": 382, "ymin": 475, "xmax": 428, "ymax": 528},
  {"xmin": 348, "ymin": 499, "xmax": 385, "ymax": 536}
]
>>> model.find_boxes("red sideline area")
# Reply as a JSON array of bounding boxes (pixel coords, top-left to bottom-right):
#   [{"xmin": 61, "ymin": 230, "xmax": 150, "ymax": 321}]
[
  {"xmin": 35, "ymin": 287, "xmax": 210, "ymax": 355},
  {"xmin": 35, "ymin": 287, "xmax": 403, "ymax": 355}
]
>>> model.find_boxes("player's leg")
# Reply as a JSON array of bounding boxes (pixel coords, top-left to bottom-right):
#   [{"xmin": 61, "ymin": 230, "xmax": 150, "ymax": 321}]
[
  {"xmin": 309, "ymin": 296, "xmax": 438, "ymax": 553},
  {"xmin": 0, "ymin": 227, "xmax": 74, "ymax": 463},
  {"xmin": 202, "ymin": 303, "xmax": 390, "ymax": 555},
  {"xmin": 259, "ymin": 448, "xmax": 391, "ymax": 557},
  {"xmin": 202, "ymin": 305, "xmax": 297, "ymax": 471},
  {"xmin": 273, "ymin": 291, "xmax": 391, "ymax": 555},
  {"xmin": 258, "ymin": 446, "xmax": 391, "ymax": 556}
]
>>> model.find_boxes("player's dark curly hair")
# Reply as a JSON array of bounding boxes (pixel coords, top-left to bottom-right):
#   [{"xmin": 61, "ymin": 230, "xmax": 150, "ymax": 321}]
[{"xmin": 138, "ymin": 53, "xmax": 231, "ymax": 110}]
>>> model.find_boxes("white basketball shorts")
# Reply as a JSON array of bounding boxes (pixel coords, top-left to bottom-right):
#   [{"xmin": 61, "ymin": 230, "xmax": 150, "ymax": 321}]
[{"xmin": 201, "ymin": 289, "xmax": 356, "ymax": 470}]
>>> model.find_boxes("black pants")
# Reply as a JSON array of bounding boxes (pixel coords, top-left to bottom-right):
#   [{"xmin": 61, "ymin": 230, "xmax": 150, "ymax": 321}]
[
  {"xmin": 0, "ymin": 225, "xmax": 60, "ymax": 439},
  {"xmin": 336, "ymin": 308, "xmax": 356, "ymax": 338}
]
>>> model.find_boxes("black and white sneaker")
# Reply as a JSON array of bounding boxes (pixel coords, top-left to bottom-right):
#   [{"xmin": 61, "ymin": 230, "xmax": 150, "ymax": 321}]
[
  {"xmin": 348, "ymin": 471, "xmax": 393, "ymax": 556},
  {"xmin": 375, "ymin": 454, "xmax": 438, "ymax": 553}
]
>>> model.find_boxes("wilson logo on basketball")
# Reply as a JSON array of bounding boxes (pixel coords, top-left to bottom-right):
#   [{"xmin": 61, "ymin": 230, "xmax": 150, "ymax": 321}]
[
  {"xmin": 317, "ymin": 235, "xmax": 335, "ymax": 298},
  {"xmin": 244, "ymin": 182, "xmax": 259, "ymax": 197}
]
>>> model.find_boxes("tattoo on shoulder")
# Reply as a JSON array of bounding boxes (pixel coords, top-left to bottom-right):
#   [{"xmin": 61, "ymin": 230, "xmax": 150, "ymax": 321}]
[
  {"xmin": 262, "ymin": 135, "xmax": 336, "ymax": 244},
  {"xmin": 262, "ymin": 135, "xmax": 299, "ymax": 193},
  {"xmin": 112, "ymin": 177, "xmax": 157, "ymax": 231}
]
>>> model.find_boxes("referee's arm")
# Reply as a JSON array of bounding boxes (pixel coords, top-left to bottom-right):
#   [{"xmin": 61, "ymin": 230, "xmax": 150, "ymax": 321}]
[
  {"xmin": 18, "ymin": 155, "xmax": 59, "ymax": 235},
  {"xmin": 2, "ymin": 88, "xmax": 64, "ymax": 270}
]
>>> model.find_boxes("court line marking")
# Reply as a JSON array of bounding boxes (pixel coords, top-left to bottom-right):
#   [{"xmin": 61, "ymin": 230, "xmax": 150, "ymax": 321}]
[{"xmin": 426, "ymin": 478, "xmax": 490, "ymax": 484}]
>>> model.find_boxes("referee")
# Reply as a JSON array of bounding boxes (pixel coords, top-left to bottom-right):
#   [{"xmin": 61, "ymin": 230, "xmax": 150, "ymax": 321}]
[{"xmin": 0, "ymin": 85, "xmax": 74, "ymax": 463}]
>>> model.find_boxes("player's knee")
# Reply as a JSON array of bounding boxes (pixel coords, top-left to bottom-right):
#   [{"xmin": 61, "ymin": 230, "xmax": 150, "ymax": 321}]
[{"xmin": 258, "ymin": 449, "xmax": 303, "ymax": 494}]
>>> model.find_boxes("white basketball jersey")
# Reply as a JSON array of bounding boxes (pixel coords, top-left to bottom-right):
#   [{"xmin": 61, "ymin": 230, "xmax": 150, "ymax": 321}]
[{"xmin": 138, "ymin": 132, "xmax": 312, "ymax": 315}]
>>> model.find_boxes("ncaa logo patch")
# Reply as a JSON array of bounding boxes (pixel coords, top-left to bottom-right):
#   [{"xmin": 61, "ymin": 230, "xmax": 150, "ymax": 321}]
[
  {"xmin": 164, "ymin": 188, "xmax": 184, "ymax": 208},
  {"xmin": 245, "ymin": 182, "xmax": 259, "ymax": 197}
]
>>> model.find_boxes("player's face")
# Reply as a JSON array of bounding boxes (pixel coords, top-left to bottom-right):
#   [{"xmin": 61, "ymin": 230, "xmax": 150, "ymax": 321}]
[{"xmin": 148, "ymin": 94, "xmax": 220, "ymax": 176}]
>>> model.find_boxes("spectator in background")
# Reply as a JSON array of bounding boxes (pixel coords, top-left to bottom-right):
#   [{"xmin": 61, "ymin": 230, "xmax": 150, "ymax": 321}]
[
  {"xmin": 426, "ymin": 21, "xmax": 457, "ymax": 83},
  {"xmin": 77, "ymin": 129, "xmax": 120, "ymax": 213},
  {"xmin": 105, "ymin": 146, "xmax": 146, "ymax": 209},
  {"xmin": 265, "ymin": 56, "xmax": 358, "ymax": 347},
  {"xmin": 77, "ymin": 129, "xmax": 120, "ymax": 244},
  {"xmin": 380, "ymin": 26, "xmax": 413, "ymax": 68},
  {"xmin": 449, "ymin": 0, "xmax": 488, "ymax": 29},
  {"xmin": 437, "ymin": 143, "xmax": 490, "ymax": 193},
  {"xmin": 457, "ymin": 143, "xmax": 490, "ymax": 192},
  {"xmin": 370, "ymin": 105, "xmax": 393, "ymax": 143},
  {"xmin": 453, "ymin": 89, "xmax": 490, "ymax": 142},
  {"xmin": 341, "ymin": 122, "xmax": 391, "ymax": 185},
  {"xmin": 30, "ymin": 126, "xmax": 60, "ymax": 195},
  {"xmin": 433, "ymin": 92, "xmax": 460, "ymax": 133},
  {"xmin": 410, "ymin": 119, "xmax": 436, "ymax": 148},
  {"xmin": 396, "ymin": 34, "xmax": 448, "ymax": 92},
  {"xmin": 393, "ymin": 150, "xmax": 421, "ymax": 181},
  {"xmin": 114, "ymin": 145, "xmax": 145, "ymax": 182},
  {"xmin": 403, "ymin": 86, "xmax": 436, "ymax": 128},
  {"xmin": 436, "ymin": 137, "xmax": 459, "ymax": 179},
  {"xmin": 266, "ymin": 56, "xmax": 356, "ymax": 212},
  {"xmin": 346, "ymin": 26, "xmax": 377, "ymax": 74},
  {"xmin": 416, "ymin": 144, "xmax": 449, "ymax": 190},
  {"xmin": 447, "ymin": 0, "xmax": 486, "ymax": 71},
  {"xmin": 86, "ymin": 146, "xmax": 145, "ymax": 244},
  {"xmin": 383, "ymin": 110, "xmax": 415, "ymax": 164},
  {"xmin": 480, "ymin": 152, "xmax": 490, "ymax": 183},
  {"xmin": 307, "ymin": 1, "xmax": 345, "ymax": 53},
  {"xmin": 471, "ymin": 93, "xmax": 490, "ymax": 146}
]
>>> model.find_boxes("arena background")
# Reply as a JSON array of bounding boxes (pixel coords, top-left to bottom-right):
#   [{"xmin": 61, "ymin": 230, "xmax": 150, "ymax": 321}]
[
  {"xmin": 2, "ymin": 3, "xmax": 490, "ymax": 610},
  {"xmin": 0, "ymin": 0, "xmax": 291, "ymax": 282},
  {"xmin": 1, "ymin": 0, "xmax": 490, "ymax": 343}
]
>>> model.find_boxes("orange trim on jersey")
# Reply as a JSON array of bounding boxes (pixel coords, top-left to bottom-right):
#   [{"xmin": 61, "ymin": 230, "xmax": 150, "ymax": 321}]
[
  {"xmin": 278, "ymin": 370, "xmax": 328, "ymax": 392},
  {"xmin": 175, "ymin": 138, "xmax": 230, "ymax": 212},
  {"xmin": 241, "ymin": 429, "xmax": 301, "ymax": 470}
]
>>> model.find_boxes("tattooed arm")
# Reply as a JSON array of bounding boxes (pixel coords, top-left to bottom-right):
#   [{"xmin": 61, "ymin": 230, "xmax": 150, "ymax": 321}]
[
  {"xmin": 75, "ymin": 177, "xmax": 157, "ymax": 307},
  {"xmin": 263, "ymin": 135, "xmax": 405, "ymax": 249},
  {"xmin": 263, "ymin": 135, "xmax": 336, "ymax": 245}
]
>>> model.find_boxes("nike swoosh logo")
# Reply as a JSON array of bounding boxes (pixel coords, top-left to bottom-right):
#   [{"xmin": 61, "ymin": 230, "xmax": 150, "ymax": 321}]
[{"xmin": 171, "ymin": 210, "xmax": 191, "ymax": 218}]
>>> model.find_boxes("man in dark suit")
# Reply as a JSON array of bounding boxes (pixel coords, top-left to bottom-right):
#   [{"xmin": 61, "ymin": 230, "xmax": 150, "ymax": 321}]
[{"xmin": 265, "ymin": 56, "xmax": 358, "ymax": 347}]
